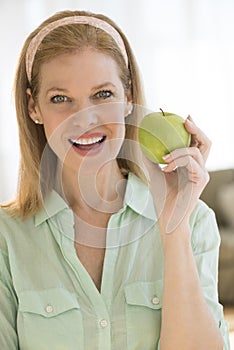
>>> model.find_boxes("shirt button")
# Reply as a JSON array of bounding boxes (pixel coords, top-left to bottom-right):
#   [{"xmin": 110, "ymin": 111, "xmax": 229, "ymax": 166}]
[
  {"xmin": 152, "ymin": 296, "xmax": 160, "ymax": 305},
  {"xmin": 45, "ymin": 304, "xmax": 53, "ymax": 313},
  {"xmin": 100, "ymin": 319, "xmax": 108, "ymax": 328}
]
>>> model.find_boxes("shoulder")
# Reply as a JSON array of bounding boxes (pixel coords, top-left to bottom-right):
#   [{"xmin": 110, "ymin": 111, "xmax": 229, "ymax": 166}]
[
  {"xmin": 190, "ymin": 199, "xmax": 220, "ymax": 253},
  {"xmin": 0, "ymin": 207, "xmax": 35, "ymax": 253},
  {"xmin": 0, "ymin": 206, "xmax": 32, "ymax": 229},
  {"xmin": 190, "ymin": 199, "xmax": 217, "ymax": 226}
]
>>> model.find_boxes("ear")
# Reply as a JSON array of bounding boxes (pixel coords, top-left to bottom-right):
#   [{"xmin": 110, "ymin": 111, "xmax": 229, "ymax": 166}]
[
  {"xmin": 26, "ymin": 88, "xmax": 43, "ymax": 124},
  {"xmin": 124, "ymin": 88, "xmax": 133, "ymax": 117},
  {"xmin": 124, "ymin": 101, "xmax": 133, "ymax": 117}
]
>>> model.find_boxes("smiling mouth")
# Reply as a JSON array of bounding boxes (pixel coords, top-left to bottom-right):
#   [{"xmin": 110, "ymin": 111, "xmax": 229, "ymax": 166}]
[{"xmin": 68, "ymin": 135, "xmax": 106, "ymax": 150}]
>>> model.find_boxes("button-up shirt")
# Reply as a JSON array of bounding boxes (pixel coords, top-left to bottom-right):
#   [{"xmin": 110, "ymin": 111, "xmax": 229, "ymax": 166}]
[{"xmin": 0, "ymin": 173, "xmax": 230, "ymax": 349}]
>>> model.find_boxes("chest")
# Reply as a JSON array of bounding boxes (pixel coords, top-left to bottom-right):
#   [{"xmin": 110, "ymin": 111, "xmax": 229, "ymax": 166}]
[
  {"xmin": 73, "ymin": 210, "xmax": 111, "ymax": 291},
  {"xmin": 16, "ymin": 235, "xmax": 163, "ymax": 350},
  {"xmin": 74, "ymin": 242, "xmax": 106, "ymax": 291}
]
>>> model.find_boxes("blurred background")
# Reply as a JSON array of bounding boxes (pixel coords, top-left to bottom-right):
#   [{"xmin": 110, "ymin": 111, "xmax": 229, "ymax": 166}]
[
  {"xmin": 0, "ymin": 0, "xmax": 234, "ymax": 346},
  {"xmin": 0, "ymin": 0, "xmax": 234, "ymax": 202}
]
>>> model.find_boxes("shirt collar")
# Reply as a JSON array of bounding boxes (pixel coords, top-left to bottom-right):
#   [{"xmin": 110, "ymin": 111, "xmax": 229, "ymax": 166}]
[
  {"xmin": 35, "ymin": 191, "xmax": 69, "ymax": 227},
  {"xmin": 34, "ymin": 172, "xmax": 157, "ymax": 226},
  {"xmin": 124, "ymin": 172, "xmax": 157, "ymax": 221}
]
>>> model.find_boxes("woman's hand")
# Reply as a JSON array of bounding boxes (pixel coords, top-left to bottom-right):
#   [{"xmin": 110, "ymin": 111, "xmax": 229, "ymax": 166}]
[
  {"xmin": 142, "ymin": 116, "xmax": 211, "ymax": 234},
  {"xmin": 185, "ymin": 115, "xmax": 211, "ymax": 162}
]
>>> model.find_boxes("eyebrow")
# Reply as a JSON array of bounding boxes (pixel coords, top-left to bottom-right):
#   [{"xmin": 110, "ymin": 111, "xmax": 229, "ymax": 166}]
[
  {"xmin": 45, "ymin": 82, "xmax": 117, "ymax": 95},
  {"xmin": 46, "ymin": 87, "xmax": 69, "ymax": 95},
  {"xmin": 91, "ymin": 82, "xmax": 117, "ymax": 92}
]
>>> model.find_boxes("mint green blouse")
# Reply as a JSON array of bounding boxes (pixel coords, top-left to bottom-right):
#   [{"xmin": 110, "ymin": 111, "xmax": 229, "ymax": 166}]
[{"xmin": 0, "ymin": 173, "xmax": 230, "ymax": 349}]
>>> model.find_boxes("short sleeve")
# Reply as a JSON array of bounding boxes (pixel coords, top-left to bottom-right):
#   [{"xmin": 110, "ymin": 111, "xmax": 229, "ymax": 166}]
[
  {"xmin": 0, "ymin": 248, "xmax": 19, "ymax": 349},
  {"xmin": 190, "ymin": 201, "xmax": 231, "ymax": 350}
]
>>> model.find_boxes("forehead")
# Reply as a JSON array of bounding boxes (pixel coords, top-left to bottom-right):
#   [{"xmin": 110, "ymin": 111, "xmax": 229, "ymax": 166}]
[{"xmin": 39, "ymin": 49, "xmax": 121, "ymax": 89}]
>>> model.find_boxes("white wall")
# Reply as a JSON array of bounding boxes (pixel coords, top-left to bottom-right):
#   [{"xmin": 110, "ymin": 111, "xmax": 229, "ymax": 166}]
[{"xmin": 1, "ymin": 0, "xmax": 234, "ymax": 201}]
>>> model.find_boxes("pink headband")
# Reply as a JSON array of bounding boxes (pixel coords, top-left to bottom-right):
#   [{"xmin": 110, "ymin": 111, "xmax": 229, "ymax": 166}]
[{"xmin": 25, "ymin": 15, "xmax": 128, "ymax": 83}]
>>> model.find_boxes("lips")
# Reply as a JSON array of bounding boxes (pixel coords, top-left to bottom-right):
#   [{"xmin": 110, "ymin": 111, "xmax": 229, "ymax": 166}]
[{"xmin": 68, "ymin": 133, "xmax": 106, "ymax": 155}]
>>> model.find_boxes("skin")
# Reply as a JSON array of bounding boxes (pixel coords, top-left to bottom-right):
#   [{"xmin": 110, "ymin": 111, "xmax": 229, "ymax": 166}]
[
  {"xmin": 27, "ymin": 49, "xmax": 223, "ymax": 349},
  {"xmin": 27, "ymin": 49, "xmax": 132, "ymax": 289},
  {"xmin": 27, "ymin": 49, "xmax": 132, "ymax": 208},
  {"xmin": 143, "ymin": 118, "xmax": 223, "ymax": 349}
]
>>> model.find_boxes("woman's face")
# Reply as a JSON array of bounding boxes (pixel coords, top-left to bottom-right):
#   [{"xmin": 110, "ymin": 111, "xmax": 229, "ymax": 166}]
[{"xmin": 27, "ymin": 48, "xmax": 132, "ymax": 173}]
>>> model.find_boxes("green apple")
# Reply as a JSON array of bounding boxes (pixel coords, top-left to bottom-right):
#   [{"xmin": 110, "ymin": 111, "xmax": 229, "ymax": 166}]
[{"xmin": 138, "ymin": 109, "xmax": 191, "ymax": 164}]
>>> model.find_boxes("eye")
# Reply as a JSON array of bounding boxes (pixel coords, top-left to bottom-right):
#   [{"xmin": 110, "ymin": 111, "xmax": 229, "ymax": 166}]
[
  {"xmin": 95, "ymin": 90, "xmax": 113, "ymax": 99},
  {"xmin": 50, "ymin": 95, "xmax": 71, "ymax": 103}
]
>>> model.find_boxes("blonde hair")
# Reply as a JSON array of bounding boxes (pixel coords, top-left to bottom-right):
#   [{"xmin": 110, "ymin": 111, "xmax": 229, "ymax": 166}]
[{"xmin": 2, "ymin": 9, "xmax": 146, "ymax": 218}]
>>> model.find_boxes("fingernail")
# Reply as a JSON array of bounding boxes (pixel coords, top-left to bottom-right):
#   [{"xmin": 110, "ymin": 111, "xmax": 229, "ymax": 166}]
[
  {"xmin": 187, "ymin": 115, "xmax": 195, "ymax": 123},
  {"xmin": 162, "ymin": 154, "xmax": 170, "ymax": 160},
  {"xmin": 161, "ymin": 165, "xmax": 169, "ymax": 172},
  {"xmin": 186, "ymin": 118, "xmax": 193, "ymax": 125}
]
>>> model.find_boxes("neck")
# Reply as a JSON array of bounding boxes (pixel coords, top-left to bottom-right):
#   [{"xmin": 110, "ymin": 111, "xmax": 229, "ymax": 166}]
[{"xmin": 55, "ymin": 160, "xmax": 127, "ymax": 214}]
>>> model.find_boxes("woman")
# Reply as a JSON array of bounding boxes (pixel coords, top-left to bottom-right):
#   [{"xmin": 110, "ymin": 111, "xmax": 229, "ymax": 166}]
[{"xmin": 0, "ymin": 9, "xmax": 230, "ymax": 349}]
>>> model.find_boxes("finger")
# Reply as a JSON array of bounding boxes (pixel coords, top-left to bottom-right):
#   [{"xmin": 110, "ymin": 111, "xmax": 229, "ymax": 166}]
[
  {"xmin": 163, "ymin": 153, "xmax": 201, "ymax": 174},
  {"xmin": 163, "ymin": 146, "xmax": 205, "ymax": 169},
  {"xmin": 163, "ymin": 166, "xmax": 208, "ymax": 234},
  {"xmin": 184, "ymin": 116, "xmax": 211, "ymax": 162},
  {"xmin": 163, "ymin": 152, "xmax": 209, "ymax": 185}
]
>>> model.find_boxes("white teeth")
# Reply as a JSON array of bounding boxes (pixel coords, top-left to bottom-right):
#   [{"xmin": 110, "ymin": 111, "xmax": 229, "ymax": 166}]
[{"xmin": 70, "ymin": 136, "xmax": 104, "ymax": 145}]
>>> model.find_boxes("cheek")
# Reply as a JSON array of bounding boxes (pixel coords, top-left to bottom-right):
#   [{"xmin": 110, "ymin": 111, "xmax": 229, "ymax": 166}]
[
  {"xmin": 43, "ymin": 124, "xmax": 59, "ymax": 149},
  {"xmin": 114, "ymin": 123, "xmax": 126, "ymax": 140},
  {"xmin": 105, "ymin": 104, "xmax": 126, "ymax": 134},
  {"xmin": 106, "ymin": 110, "xmax": 126, "ymax": 144},
  {"xmin": 108, "ymin": 123, "xmax": 126, "ymax": 157},
  {"xmin": 42, "ymin": 116, "xmax": 71, "ymax": 163},
  {"xmin": 42, "ymin": 114, "xmax": 67, "ymax": 140}
]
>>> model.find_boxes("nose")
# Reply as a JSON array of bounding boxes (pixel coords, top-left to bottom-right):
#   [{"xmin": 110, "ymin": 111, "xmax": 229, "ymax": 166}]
[{"xmin": 72, "ymin": 104, "xmax": 99, "ymax": 129}]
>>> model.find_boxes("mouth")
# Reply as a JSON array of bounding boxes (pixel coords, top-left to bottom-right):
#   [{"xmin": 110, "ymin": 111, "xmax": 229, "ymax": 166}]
[{"xmin": 68, "ymin": 133, "xmax": 106, "ymax": 155}]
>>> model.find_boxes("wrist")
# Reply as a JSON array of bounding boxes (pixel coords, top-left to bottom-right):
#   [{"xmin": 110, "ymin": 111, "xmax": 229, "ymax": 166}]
[{"xmin": 160, "ymin": 221, "xmax": 191, "ymax": 248}]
